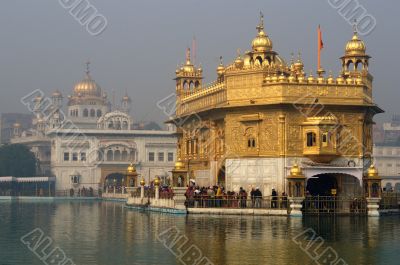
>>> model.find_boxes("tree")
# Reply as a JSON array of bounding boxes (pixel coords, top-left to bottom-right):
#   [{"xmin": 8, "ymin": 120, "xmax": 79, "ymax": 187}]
[{"xmin": 0, "ymin": 144, "xmax": 36, "ymax": 177}]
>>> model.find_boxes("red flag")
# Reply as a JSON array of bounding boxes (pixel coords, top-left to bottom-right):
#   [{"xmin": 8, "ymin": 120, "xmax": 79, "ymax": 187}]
[{"xmin": 318, "ymin": 25, "xmax": 324, "ymax": 70}]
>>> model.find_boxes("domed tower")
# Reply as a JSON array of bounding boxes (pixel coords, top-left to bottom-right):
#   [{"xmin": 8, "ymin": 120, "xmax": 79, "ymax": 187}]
[
  {"xmin": 121, "ymin": 92, "xmax": 132, "ymax": 115},
  {"xmin": 51, "ymin": 90, "xmax": 63, "ymax": 108},
  {"xmin": 245, "ymin": 13, "xmax": 278, "ymax": 68},
  {"xmin": 175, "ymin": 48, "xmax": 203, "ymax": 99},
  {"xmin": 67, "ymin": 62, "xmax": 110, "ymax": 129},
  {"xmin": 12, "ymin": 122, "xmax": 21, "ymax": 138},
  {"xmin": 341, "ymin": 25, "xmax": 370, "ymax": 79}
]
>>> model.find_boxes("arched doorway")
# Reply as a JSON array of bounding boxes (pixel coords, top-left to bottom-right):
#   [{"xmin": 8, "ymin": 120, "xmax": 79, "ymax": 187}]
[
  {"xmin": 104, "ymin": 173, "xmax": 125, "ymax": 193},
  {"xmin": 306, "ymin": 173, "xmax": 362, "ymax": 197},
  {"xmin": 217, "ymin": 166, "xmax": 226, "ymax": 187},
  {"xmin": 307, "ymin": 174, "xmax": 338, "ymax": 196}
]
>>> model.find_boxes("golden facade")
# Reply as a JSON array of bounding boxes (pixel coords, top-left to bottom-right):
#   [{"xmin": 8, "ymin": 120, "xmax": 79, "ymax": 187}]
[{"xmin": 170, "ymin": 15, "xmax": 383, "ymax": 195}]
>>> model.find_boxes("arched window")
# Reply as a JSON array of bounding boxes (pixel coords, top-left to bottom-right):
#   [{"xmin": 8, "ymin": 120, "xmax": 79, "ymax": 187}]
[
  {"xmin": 121, "ymin": 150, "xmax": 128, "ymax": 161},
  {"xmin": 130, "ymin": 151, "xmax": 135, "ymax": 161},
  {"xmin": 306, "ymin": 132, "xmax": 317, "ymax": 147},
  {"xmin": 106, "ymin": 150, "xmax": 113, "ymax": 161},
  {"xmin": 256, "ymin": 56, "xmax": 263, "ymax": 66},
  {"xmin": 114, "ymin": 150, "xmax": 121, "ymax": 161},
  {"xmin": 122, "ymin": 121, "xmax": 128, "ymax": 130},
  {"xmin": 97, "ymin": 109, "xmax": 102, "ymax": 117},
  {"xmin": 83, "ymin": 109, "xmax": 88, "ymax": 117},
  {"xmin": 108, "ymin": 121, "xmax": 114, "ymax": 129},
  {"xmin": 247, "ymin": 138, "xmax": 256, "ymax": 148},
  {"xmin": 115, "ymin": 121, "xmax": 121, "ymax": 130},
  {"xmin": 90, "ymin": 109, "xmax": 95, "ymax": 117}
]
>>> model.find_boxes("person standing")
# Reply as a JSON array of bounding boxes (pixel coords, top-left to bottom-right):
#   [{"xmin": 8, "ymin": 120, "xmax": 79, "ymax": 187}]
[{"xmin": 271, "ymin": 189, "xmax": 278, "ymax": 208}]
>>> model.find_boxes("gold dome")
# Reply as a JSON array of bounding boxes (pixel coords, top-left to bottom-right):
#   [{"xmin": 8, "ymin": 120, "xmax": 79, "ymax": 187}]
[
  {"xmin": 127, "ymin": 163, "xmax": 136, "ymax": 174},
  {"xmin": 175, "ymin": 161, "xmax": 185, "ymax": 170},
  {"xmin": 181, "ymin": 48, "xmax": 195, "ymax": 73},
  {"xmin": 74, "ymin": 73, "xmax": 102, "ymax": 97},
  {"xmin": 140, "ymin": 178, "xmax": 145, "ymax": 186},
  {"xmin": 251, "ymin": 13, "xmax": 272, "ymax": 52},
  {"xmin": 217, "ymin": 56, "xmax": 225, "ymax": 76},
  {"xmin": 367, "ymin": 164, "xmax": 380, "ymax": 179},
  {"xmin": 234, "ymin": 54, "xmax": 244, "ymax": 69},
  {"xmin": 345, "ymin": 31, "xmax": 366, "ymax": 55},
  {"xmin": 278, "ymin": 73, "xmax": 287, "ymax": 82},
  {"xmin": 154, "ymin": 177, "xmax": 160, "ymax": 186},
  {"xmin": 288, "ymin": 163, "xmax": 305, "ymax": 178}
]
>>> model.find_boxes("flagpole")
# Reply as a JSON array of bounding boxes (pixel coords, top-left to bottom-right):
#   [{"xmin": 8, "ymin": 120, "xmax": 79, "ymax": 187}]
[{"xmin": 317, "ymin": 25, "xmax": 325, "ymax": 77}]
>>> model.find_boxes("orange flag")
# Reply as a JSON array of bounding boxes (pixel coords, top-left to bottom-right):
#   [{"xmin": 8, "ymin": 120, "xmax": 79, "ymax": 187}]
[{"xmin": 318, "ymin": 25, "xmax": 324, "ymax": 70}]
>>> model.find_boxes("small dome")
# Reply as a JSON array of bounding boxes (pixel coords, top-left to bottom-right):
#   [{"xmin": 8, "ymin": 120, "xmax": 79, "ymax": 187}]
[
  {"xmin": 345, "ymin": 32, "xmax": 366, "ymax": 55},
  {"xmin": 52, "ymin": 90, "xmax": 62, "ymax": 97},
  {"xmin": 367, "ymin": 164, "xmax": 379, "ymax": 178},
  {"xmin": 154, "ymin": 177, "xmax": 160, "ymax": 186},
  {"xmin": 140, "ymin": 178, "xmax": 146, "ymax": 186},
  {"xmin": 234, "ymin": 55, "xmax": 244, "ymax": 69},
  {"xmin": 127, "ymin": 163, "xmax": 136, "ymax": 174},
  {"xmin": 278, "ymin": 73, "xmax": 287, "ymax": 82},
  {"xmin": 13, "ymin": 122, "xmax": 21, "ymax": 128},
  {"xmin": 252, "ymin": 30, "xmax": 273, "ymax": 52},
  {"xmin": 217, "ymin": 56, "xmax": 225, "ymax": 76},
  {"xmin": 175, "ymin": 161, "xmax": 185, "ymax": 170},
  {"xmin": 289, "ymin": 163, "xmax": 305, "ymax": 178}
]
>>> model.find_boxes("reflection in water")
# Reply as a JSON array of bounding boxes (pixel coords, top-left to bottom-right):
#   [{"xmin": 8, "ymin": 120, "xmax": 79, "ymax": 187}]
[{"xmin": 0, "ymin": 201, "xmax": 399, "ymax": 265}]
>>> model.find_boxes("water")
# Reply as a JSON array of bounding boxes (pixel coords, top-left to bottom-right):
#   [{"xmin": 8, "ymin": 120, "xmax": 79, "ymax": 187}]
[{"xmin": 0, "ymin": 200, "xmax": 399, "ymax": 265}]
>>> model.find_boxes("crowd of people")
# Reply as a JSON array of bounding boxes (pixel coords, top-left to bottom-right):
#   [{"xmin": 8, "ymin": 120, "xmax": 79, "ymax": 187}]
[{"xmin": 184, "ymin": 184, "xmax": 288, "ymax": 209}]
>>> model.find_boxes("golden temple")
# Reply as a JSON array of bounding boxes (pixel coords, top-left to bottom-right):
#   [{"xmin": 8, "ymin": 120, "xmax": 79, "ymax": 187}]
[{"xmin": 170, "ymin": 14, "xmax": 383, "ymax": 197}]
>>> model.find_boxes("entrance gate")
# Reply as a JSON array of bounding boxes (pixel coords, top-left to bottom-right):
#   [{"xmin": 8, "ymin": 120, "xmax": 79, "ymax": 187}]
[{"xmin": 303, "ymin": 196, "xmax": 367, "ymax": 215}]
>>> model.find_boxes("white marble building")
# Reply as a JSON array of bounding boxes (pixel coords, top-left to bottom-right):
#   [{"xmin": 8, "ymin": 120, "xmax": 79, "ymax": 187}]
[
  {"xmin": 12, "ymin": 65, "xmax": 176, "ymax": 194},
  {"xmin": 373, "ymin": 145, "xmax": 400, "ymax": 192}
]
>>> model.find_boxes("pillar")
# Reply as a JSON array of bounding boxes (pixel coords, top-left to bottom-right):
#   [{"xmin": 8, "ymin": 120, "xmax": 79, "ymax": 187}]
[{"xmin": 287, "ymin": 163, "xmax": 306, "ymax": 217}]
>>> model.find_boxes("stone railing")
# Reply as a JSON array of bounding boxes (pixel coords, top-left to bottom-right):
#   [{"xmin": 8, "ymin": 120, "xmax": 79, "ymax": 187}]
[
  {"xmin": 126, "ymin": 187, "xmax": 186, "ymax": 211},
  {"xmin": 177, "ymin": 82, "xmax": 226, "ymax": 116}
]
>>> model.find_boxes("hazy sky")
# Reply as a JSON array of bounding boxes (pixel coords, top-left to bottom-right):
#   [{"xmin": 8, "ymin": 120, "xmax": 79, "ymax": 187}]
[{"xmin": 0, "ymin": 0, "xmax": 398, "ymax": 124}]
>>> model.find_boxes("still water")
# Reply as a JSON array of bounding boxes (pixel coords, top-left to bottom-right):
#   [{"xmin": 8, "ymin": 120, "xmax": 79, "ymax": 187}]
[{"xmin": 0, "ymin": 200, "xmax": 399, "ymax": 265}]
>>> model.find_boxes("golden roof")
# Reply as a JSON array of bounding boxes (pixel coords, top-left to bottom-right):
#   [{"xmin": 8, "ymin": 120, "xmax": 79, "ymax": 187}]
[
  {"xmin": 345, "ymin": 31, "xmax": 366, "ymax": 56},
  {"xmin": 127, "ymin": 163, "xmax": 136, "ymax": 174},
  {"xmin": 174, "ymin": 160, "xmax": 185, "ymax": 170},
  {"xmin": 288, "ymin": 163, "xmax": 305, "ymax": 179},
  {"xmin": 74, "ymin": 73, "xmax": 102, "ymax": 97},
  {"xmin": 366, "ymin": 164, "xmax": 380, "ymax": 179},
  {"xmin": 252, "ymin": 15, "xmax": 272, "ymax": 52}
]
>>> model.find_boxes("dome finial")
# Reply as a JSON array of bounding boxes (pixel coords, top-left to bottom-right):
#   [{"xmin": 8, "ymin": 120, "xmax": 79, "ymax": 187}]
[
  {"xmin": 257, "ymin": 11, "xmax": 264, "ymax": 33},
  {"xmin": 353, "ymin": 19, "xmax": 358, "ymax": 35},
  {"xmin": 85, "ymin": 60, "xmax": 91, "ymax": 76},
  {"xmin": 186, "ymin": 47, "xmax": 191, "ymax": 65}
]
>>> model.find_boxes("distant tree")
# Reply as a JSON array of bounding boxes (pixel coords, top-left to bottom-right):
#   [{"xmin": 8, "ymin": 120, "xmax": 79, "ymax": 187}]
[{"xmin": 0, "ymin": 144, "xmax": 36, "ymax": 177}]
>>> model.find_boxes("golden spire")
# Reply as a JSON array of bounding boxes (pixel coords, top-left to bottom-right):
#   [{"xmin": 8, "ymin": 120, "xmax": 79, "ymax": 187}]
[
  {"xmin": 217, "ymin": 56, "xmax": 225, "ymax": 76},
  {"xmin": 256, "ymin": 11, "xmax": 264, "ymax": 33},
  {"xmin": 252, "ymin": 12, "xmax": 272, "ymax": 52},
  {"xmin": 186, "ymin": 47, "xmax": 192, "ymax": 65},
  {"xmin": 345, "ymin": 19, "xmax": 366, "ymax": 55}
]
